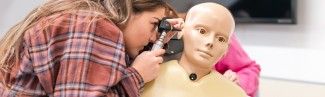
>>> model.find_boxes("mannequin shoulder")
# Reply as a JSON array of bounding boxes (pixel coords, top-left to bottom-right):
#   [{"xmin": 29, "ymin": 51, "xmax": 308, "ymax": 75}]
[
  {"xmin": 199, "ymin": 70, "xmax": 247, "ymax": 97},
  {"xmin": 160, "ymin": 60, "xmax": 181, "ymax": 70}
]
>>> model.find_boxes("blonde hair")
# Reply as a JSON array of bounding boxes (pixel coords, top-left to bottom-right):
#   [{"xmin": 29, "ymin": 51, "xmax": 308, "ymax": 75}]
[{"xmin": 0, "ymin": 0, "xmax": 176, "ymax": 75}]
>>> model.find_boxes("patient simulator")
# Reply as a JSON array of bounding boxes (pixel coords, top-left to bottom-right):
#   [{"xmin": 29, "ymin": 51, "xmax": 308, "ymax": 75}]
[{"xmin": 141, "ymin": 2, "xmax": 247, "ymax": 97}]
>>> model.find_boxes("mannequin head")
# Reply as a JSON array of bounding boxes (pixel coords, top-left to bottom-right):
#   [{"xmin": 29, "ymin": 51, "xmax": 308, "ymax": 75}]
[{"xmin": 178, "ymin": 2, "xmax": 235, "ymax": 78}]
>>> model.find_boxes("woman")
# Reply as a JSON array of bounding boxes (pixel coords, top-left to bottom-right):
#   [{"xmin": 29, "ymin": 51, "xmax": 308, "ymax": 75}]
[{"xmin": 0, "ymin": 0, "xmax": 183, "ymax": 96}]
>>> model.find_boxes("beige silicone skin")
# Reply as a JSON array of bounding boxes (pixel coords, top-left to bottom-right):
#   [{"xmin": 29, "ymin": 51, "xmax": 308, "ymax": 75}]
[
  {"xmin": 141, "ymin": 60, "xmax": 247, "ymax": 97},
  {"xmin": 141, "ymin": 2, "xmax": 247, "ymax": 97}
]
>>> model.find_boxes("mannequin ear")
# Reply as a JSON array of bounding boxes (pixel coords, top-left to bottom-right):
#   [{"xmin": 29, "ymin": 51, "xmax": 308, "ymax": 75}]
[{"xmin": 177, "ymin": 31, "xmax": 184, "ymax": 39}]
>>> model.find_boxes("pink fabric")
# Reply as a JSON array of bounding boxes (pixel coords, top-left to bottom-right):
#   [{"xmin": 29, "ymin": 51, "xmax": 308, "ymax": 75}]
[{"xmin": 213, "ymin": 35, "xmax": 261, "ymax": 97}]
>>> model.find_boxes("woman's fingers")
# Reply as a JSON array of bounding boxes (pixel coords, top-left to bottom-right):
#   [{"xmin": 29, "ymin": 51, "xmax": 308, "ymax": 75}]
[{"xmin": 163, "ymin": 18, "xmax": 184, "ymax": 43}]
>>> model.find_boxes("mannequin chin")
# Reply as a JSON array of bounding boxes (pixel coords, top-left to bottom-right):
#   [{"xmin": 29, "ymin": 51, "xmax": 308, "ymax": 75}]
[{"xmin": 141, "ymin": 2, "xmax": 247, "ymax": 97}]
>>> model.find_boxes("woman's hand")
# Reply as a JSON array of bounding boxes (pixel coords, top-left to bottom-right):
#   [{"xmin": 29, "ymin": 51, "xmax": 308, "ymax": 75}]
[
  {"xmin": 223, "ymin": 70, "xmax": 240, "ymax": 85},
  {"xmin": 163, "ymin": 18, "xmax": 184, "ymax": 43},
  {"xmin": 131, "ymin": 49, "xmax": 165, "ymax": 83}
]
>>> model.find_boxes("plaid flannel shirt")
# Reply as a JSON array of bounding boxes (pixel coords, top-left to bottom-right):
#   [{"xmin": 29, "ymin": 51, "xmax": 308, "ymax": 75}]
[{"xmin": 0, "ymin": 10, "xmax": 144, "ymax": 97}]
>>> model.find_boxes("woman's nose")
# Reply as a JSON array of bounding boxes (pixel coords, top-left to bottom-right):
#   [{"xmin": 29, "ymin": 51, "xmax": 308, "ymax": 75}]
[{"xmin": 149, "ymin": 32, "xmax": 159, "ymax": 43}]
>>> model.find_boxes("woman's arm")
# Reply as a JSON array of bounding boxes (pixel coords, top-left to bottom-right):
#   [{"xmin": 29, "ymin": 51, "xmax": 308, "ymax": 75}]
[{"xmin": 213, "ymin": 35, "xmax": 261, "ymax": 97}]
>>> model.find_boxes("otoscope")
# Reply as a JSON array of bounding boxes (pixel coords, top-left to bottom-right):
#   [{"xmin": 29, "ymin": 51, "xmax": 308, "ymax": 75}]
[{"xmin": 151, "ymin": 17, "xmax": 182, "ymax": 51}]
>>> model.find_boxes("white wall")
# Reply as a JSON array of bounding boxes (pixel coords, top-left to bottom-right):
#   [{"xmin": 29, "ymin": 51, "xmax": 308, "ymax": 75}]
[
  {"xmin": 235, "ymin": 0, "xmax": 325, "ymax": 83},
  {"xmin": 0, "ymin": 0, "xmax": 45, "ymax": 38},
  {"xmin": 1, "ymin": 0, "xmax": 324, "ymax": 83}
]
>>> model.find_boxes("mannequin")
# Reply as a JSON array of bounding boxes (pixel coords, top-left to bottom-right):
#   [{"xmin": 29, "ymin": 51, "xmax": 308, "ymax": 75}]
[{"xmin": 141, "ymin": 2, "xmax": 247, "ymax": 97}]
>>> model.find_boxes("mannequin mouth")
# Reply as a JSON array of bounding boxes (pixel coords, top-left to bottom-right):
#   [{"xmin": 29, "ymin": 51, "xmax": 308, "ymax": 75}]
[{"xmin": 197, "ymin": 50, "xmax": 212, "ymax": 57}]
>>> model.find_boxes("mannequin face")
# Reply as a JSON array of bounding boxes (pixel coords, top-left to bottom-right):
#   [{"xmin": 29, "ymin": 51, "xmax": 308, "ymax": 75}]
[{"xmin": 179, "ymin": 4, "xmax": 234, "ymax": 69}]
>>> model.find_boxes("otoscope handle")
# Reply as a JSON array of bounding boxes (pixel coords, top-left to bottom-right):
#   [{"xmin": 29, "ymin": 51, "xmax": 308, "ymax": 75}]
[{"xmin": 151, "ymin": 31, "xmax": 167, "ymax": 51}]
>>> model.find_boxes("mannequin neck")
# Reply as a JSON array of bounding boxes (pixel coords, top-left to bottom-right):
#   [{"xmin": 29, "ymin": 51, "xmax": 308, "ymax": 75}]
[{"xmin": 178, "ymin": 55, "xmax": 211, "ymax": 81}]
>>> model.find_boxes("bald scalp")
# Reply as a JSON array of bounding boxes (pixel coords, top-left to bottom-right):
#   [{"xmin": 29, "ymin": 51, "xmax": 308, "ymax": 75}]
[{"xmin": 185, "ymin": 2, "xmax": 235, "ymax": 35}]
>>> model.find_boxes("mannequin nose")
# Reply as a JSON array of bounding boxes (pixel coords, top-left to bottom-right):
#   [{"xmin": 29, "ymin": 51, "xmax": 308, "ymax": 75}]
[
  {"xmin": 206, "ymin": 43, "xmax": 213, "ymax": 48},
  {"xmin": 205, "ymin": 36, "xmax": 214, "ymax": 48}
]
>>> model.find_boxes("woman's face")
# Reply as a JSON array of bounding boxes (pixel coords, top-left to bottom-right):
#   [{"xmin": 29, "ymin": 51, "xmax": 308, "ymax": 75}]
[{"xmin": 122, "ymin": 8, "xmax": 166, "ymax": 58}]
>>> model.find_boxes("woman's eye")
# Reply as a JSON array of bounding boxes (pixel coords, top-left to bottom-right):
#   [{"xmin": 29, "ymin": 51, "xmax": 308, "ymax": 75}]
[
  {"xmin": 153, "ymin": 23, "xmax": 158, "ymax": 27},
  {"xmin": 218, "ymin": 37, "xmax": 226, "ymax": 42},
  {"xmin": 153, "ymin": 23, "xmax": 158, "ymax": 31},
  {"xmin": 198, "ymin": 29, "xmax": 206, "ymax": 34}
]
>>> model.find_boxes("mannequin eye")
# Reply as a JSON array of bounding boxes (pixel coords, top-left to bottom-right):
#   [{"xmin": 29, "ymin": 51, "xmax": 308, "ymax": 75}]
[
  {"xmin": 198, "ymin": 29, "xmax": 206, "ymax": 34},
  {"xmin": 218, "ymin": 37, "xmax": 226, "ymax": 42}
]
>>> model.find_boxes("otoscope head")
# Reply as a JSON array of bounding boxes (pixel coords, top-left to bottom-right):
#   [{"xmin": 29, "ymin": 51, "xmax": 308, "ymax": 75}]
[{"xmin": 158, "ymin": 17, "xmax": 181, "ymax": 33}]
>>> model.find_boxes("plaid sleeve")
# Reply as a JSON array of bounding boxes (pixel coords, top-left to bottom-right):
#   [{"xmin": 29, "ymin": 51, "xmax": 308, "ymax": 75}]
[{"xmin": 1, "ymin": 12, "xmax": 144, "ymax": 97}]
